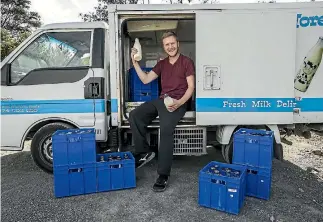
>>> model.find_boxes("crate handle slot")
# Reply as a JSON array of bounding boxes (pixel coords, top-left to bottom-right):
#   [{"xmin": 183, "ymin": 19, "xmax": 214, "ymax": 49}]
[
  {"xmin": 211, "ymin": 179, "xmax": 226, "ymax": 185},
  {"xmin": 247, "ymin": 169, "xmax": 258, "ymax": 175},
  {"xmin": 69, "ymin": 168, "xmax": 83, "ymax": 173},
  {"xmin": 245, "ymin": 139, "xmax": 258, "ymax": 144},
  {"xmin": 68, "ymin": 136, "xmax": 82, "ymax": 142},
  {"xmin": 140, "ymin": 92, "xmax": 151, "ymax": 96},
  {"xmin": 110, "ymin": 164, "xmax": 123, "ymax": 169}
]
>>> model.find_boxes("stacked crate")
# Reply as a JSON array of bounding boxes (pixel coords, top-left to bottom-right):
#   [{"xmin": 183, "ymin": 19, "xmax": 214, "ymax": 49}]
[
  {"xmin": 52, "ymin": 128, "xmax": 136, "ymax": 198},
  {"xmin": 128, "ymin": 67, "xmax": 159, "ymax": 102},
  {"xmin": 232, "ymin": 128, "xmax": 274, "ymax": 200},
  {"xmin": 198, "ymin": 161, "xmax": 247, "ymax": 215},
  {"xmin": 198, "ymin": 128, "xmax": 274, "ymax": 215}
]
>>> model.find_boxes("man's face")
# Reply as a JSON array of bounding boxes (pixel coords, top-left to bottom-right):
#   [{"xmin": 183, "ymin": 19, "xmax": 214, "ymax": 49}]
[{"xmin": 162, "ymin": 36, "xmax": 179, "ymax": 57}]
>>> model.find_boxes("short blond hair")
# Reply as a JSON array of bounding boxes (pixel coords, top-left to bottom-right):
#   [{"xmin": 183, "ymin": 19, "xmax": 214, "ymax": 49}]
[{"xmin": 161, "ymin": 31, "xmax": 178, "ymax": 42}]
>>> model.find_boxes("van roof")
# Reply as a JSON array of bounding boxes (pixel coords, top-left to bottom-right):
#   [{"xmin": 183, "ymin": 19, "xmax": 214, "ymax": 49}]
[
  {"xmin": 40, "ymin": 21, "xmax": 108, "ymax": 30},
  {"xmin": 110, "ymin": 1, "xmax": 322, "ymax": 11}
]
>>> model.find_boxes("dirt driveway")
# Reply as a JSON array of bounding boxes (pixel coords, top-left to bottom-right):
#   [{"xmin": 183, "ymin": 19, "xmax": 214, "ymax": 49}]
[{"xmin": 1, "ymin": 134, "xmax": 322, "ymax": 222}]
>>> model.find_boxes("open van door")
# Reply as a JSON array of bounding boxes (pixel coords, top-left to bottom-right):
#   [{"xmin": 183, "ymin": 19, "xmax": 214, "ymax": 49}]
[{"xmin": 195, "ymin": 10, "xmax": 296, "ymax": 126}]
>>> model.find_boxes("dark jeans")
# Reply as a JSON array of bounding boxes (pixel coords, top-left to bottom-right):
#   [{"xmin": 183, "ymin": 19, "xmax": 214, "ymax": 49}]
[{"xmin": 129, "ymin": 98, "xmax": 187, "ymax": 176}]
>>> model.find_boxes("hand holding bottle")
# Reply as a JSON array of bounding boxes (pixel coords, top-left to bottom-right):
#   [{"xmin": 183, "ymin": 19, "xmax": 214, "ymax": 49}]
[
  {"xmin": 131, "ymin": 38, "xmax": 142, "ymax": 62},
  {"xmin": 164, "ymin": 94, "xmax": 182, "ymax": 112},
  {"xmin": 131, "ymin": 47, "xmax": 138, "ymax": 63}
]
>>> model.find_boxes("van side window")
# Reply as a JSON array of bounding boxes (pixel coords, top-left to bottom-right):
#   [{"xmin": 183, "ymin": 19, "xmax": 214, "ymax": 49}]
[{"xmin": 10, "ymin": 31, "xmax": 92, "ymax": 84}]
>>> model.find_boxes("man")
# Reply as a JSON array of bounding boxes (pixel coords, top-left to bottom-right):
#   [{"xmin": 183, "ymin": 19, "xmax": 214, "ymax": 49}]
[{"xmin": 129, "ymin": 31, "xmax": 195, "ymax": 192}]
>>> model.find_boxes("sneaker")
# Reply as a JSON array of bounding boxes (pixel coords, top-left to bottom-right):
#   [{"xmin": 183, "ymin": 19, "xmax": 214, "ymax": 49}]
[
  {"xmin": 135, "ymin": 152, "xmax": 155, "ymax": 168},
  {"xmin": 152, "ymin": 175, "xmax": 169, "ymax": 192}
]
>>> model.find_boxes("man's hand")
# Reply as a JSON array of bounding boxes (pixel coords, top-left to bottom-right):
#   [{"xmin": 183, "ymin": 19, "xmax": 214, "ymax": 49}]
[
  {"xmin": 167, "ymin": 99, "xmax": 183, "ymax": 112},
  {"xmin": 131, "ymin": 47, "xmax": 137, "ymax": 63}
]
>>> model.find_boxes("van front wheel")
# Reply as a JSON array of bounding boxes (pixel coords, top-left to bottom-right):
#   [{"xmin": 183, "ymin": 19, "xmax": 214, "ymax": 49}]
[{"xmin": 31, "ymin": 122, "xmax": 73, "ymax": 173}]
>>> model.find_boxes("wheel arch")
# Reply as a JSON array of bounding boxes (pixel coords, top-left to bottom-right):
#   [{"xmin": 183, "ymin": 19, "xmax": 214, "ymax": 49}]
[{"xmin": 20, "ymin": 118, "xmax": 79, "ymax": 148}]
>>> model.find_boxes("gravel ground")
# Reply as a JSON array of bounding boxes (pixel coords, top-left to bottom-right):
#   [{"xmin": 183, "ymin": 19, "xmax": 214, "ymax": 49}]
[
  {"xmin": 283, "ymin": 132, "xmax": 323, "ymax": 182},
  {"xmin": 1, "ymin": 134, "xmax": 323, "ymax": 222}
]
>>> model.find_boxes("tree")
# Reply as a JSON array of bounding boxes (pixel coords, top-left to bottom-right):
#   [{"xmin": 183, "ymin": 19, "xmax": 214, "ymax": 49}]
[
  {"xmin": 80, "ymin": 0, "xmax": 139, "ymax": 22},
  {"xmin": 1, "ymin": 0, "xmax": 42, "ymax": 60},
  {"xmin": 1, "ymin": 0, "xmax": 41, "ymax": 37}
]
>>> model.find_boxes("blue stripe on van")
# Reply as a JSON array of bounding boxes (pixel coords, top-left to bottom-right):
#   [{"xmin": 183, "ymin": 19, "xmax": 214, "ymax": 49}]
[
  {"xmin": 196, "ymin": 98, "xmax": 323, "ymax": 112},
  {"xmin": 1, "ymin": 99, "xmax": 105, "ymax": 115},
  {"xmin": 111, "ymin": 99, "xmax": 118, "ymax": 113}
]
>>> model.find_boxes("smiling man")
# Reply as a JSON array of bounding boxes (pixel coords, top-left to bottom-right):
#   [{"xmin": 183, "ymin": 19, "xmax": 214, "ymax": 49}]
[{"xmin": 129, "ymin": 31, "xmax": 195, "ymax": 192}]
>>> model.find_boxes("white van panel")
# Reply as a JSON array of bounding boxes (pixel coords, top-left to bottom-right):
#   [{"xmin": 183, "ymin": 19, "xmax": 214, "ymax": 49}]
[{"xmin": 195, "ymin": 10, "xmax": 296, "ymax": 125}]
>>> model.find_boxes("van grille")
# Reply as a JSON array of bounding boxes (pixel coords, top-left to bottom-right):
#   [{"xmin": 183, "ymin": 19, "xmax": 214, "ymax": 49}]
[{"xmin": 158, "ymin": 127, "xmax": 207, "ymax": 156}]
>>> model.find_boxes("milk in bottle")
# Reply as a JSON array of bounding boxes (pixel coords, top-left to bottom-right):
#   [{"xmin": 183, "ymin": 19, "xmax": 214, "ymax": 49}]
[
  {"xmin": 294, "ymin": 37, "xmax": 323, "ymax": 92},
  {"xmin": 133, "ymin": 38, "xmax": 142, "ymax": 61},
  {"xmin": 163, "ymin": 94, "xmax": 174, "ymax": 112}
]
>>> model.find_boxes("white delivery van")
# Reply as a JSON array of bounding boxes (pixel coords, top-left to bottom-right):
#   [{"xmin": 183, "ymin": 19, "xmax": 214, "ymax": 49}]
[{"xmin": 1, "ymin": 2, "xmax": 322, "ymax": 173}]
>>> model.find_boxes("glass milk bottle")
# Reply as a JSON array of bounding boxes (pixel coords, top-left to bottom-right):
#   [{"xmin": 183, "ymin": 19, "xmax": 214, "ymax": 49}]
[
  {"xmin": 133, "ymin": 38, "xmax": 142, "ymax": 61},
  {"xmin": 163, "ymin": 94, "xmax": 174, "ymax": 112},
  {"xmin": 294, "ymin": 37, "xmax": 323, "ymax": 92}
]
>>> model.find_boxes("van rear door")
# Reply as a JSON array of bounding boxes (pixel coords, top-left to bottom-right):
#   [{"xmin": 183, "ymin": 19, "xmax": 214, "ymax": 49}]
[{"xmin": 195, "ymin": 10, "xmax": 296, "ymax": 125}]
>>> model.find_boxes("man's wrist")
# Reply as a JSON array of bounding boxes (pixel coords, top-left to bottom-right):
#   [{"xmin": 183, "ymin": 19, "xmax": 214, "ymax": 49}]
[{"xmin": 178, "ymin": 99, "xmax": 185, "ymax": 106}]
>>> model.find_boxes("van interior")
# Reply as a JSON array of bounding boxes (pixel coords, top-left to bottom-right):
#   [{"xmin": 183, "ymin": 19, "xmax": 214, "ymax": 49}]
[{"xmin": 119, "ymin": 16, "xmax": 196, "ymax": 127}]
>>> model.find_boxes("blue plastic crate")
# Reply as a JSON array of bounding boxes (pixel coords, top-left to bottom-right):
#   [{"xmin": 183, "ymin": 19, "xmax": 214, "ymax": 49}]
[
  {"xmin": 131, "ymin": 91, "xmax": 159, "ymax": 102},
  {"xmin": 53, "ymin": 163, "xmax": 97, "ymax": 198},
  {"xmin": 96, "ymin": 151, "xmax": 136, "ymax": 192},
  {"xmin": 233, "ymin": 128, "xmax": 274, "ymax": 169},
  {"xmin": 198, "ymin": 161, "xmax": 247, "ymax": 215},
  {"xmin": 246, "ymin": 166, "xmax": 272, "ymax": 200},
  {"xmin": 52, "ymin": 128, "xmax": 96, "ymax": 166},
  {"xmin": 129, "ymin": 67, "xmax": 159, "ymax": 102}
]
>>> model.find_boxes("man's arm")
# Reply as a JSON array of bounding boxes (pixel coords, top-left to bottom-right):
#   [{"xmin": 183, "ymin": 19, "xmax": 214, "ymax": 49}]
[
  {"xmin": 132, "ymin": 60, "xmax": 158, "ymax": 84},
  {"xmin": 131, "ymin": 48, "xmax": 159, "ymax": 84},
  {"xmin": 178, "ymin": 75, "xmax": 195, "ymax": 106}
]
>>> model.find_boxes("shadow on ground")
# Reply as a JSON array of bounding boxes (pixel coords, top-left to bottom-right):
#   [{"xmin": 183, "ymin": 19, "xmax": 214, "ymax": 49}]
[{"xmin": 1, "ymin": 148, "xmax": 323, "ymax": 222}]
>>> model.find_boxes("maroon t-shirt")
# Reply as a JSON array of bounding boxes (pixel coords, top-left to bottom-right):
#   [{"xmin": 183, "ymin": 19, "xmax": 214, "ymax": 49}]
[{"xmin": 152, "ymin": 54, "xmax": 195, "ymax": 100}]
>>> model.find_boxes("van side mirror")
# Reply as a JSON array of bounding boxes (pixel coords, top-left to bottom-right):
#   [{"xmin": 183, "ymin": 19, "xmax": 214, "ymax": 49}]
[{"xmin": 1, "ymin": 63, "xmax": 10, "ymax": 86}]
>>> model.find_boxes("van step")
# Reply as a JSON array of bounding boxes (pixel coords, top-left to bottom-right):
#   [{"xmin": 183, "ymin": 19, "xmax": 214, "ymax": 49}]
[{"xmin": 123, "ymin": 111, "xmax": 196, "ymax": 121}]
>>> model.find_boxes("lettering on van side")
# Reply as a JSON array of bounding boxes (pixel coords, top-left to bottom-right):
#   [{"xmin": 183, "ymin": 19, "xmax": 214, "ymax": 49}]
[
  {"xmin": 222, "ymin": 101, "xmax": 246, "ymax": 108},
  {"xmin": 222, "ymin": 100, "xmax": 297, "ymax": 109},
  {"xmin": 1, "ymin": 104, "xmax": 40, "ymax": 114},
  {"xmin": 276, "ymin": 100, "xmax": 297, "ymax": 108},
  {"xmin": 296, "ymin": 14, "xmax": 323, "ymax": 28}
]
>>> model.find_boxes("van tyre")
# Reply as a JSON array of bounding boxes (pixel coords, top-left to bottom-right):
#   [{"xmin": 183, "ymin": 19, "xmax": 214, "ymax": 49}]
[
  {"xmin": 222, "ymin": 139, "xmax": 233, "ymax": 164},
  {"xmin": 274, "ymin": 143, "xmax": 284, "ymax": 161},
  {"xmin": 31, "ymin": 122, "xmax": 73, "ymax": 173}
]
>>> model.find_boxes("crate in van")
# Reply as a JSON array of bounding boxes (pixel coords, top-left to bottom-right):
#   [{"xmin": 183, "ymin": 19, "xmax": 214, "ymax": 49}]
[{"xmin": 129, "ymin": 67, "xmax": 159, "ymax": 102}]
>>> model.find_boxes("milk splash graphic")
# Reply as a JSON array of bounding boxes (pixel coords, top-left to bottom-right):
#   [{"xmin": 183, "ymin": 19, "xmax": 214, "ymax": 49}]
[{"xmin": 294, "ymin": 37, "xmax": 323, "ymax": 92}]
